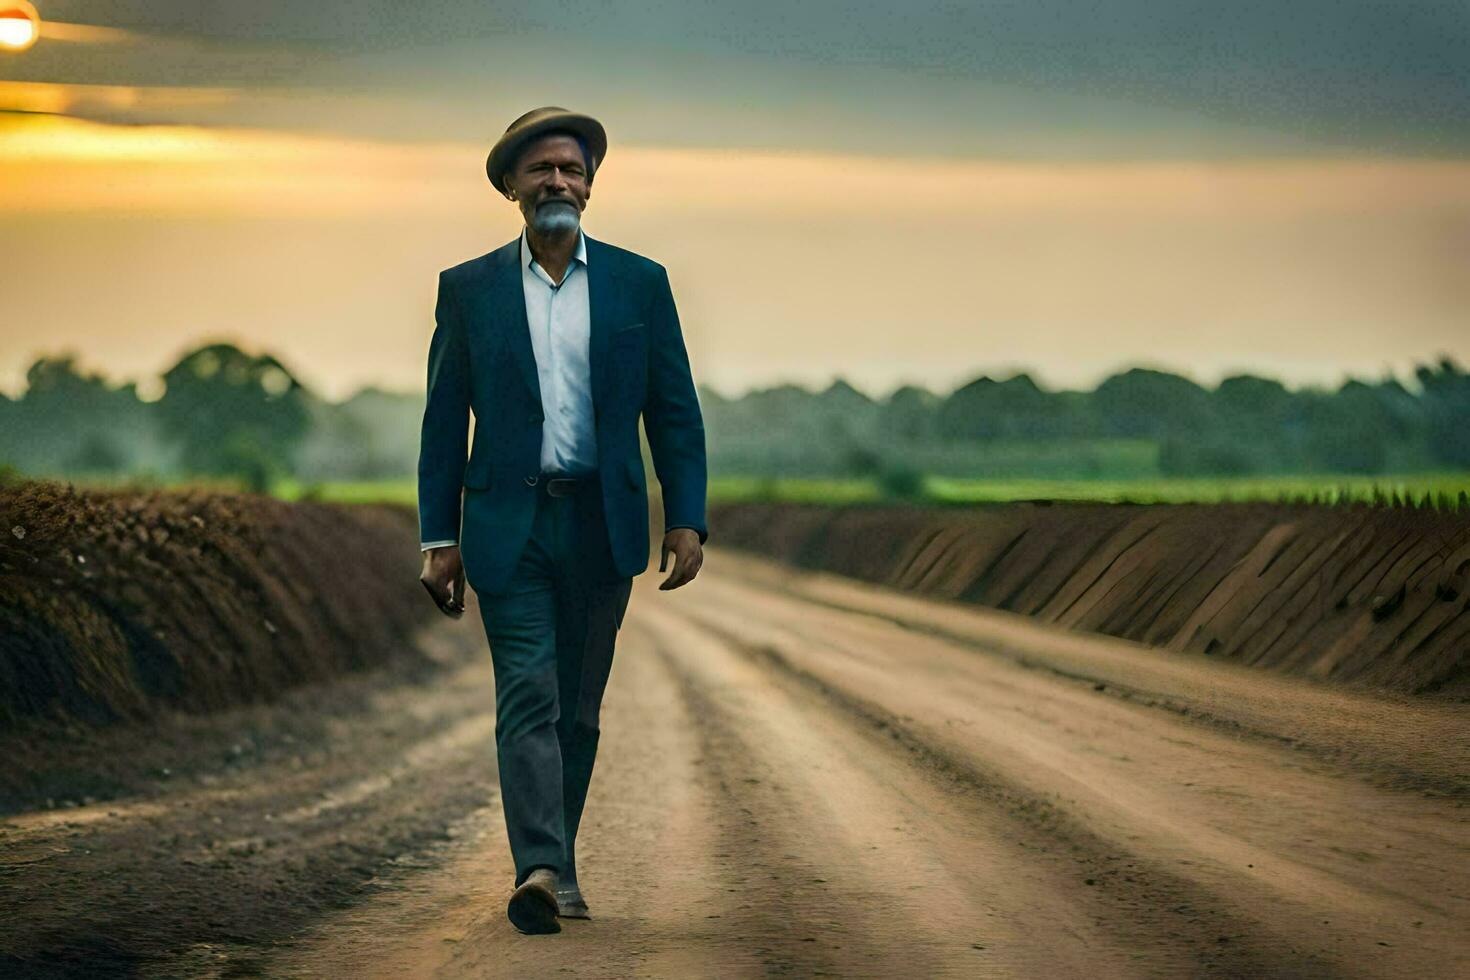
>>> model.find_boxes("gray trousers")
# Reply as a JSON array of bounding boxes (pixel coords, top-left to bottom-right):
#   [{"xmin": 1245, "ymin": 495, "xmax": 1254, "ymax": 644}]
[{"xmin": 474, "ymin": 472, "xmax": 634, "ymax": 889}]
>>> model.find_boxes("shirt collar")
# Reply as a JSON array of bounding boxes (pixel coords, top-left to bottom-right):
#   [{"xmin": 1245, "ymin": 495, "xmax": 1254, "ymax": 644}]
[{"xmin": 520, "ymin": 225, "xmax": 588, "ymax": 277}]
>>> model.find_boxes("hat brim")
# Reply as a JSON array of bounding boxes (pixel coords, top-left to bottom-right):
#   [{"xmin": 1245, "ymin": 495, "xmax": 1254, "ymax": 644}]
[{"xmin": 486, "ymin": 111, "xmax": 607, "ymax": 193}]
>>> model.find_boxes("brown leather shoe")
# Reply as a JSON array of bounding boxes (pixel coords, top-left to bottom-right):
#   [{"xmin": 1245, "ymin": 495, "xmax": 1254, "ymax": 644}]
[
  {"xmin": 557, "ymin": 882, "xmax": 590, "ymax": 919},
  {"xmin": 507, "ymin": 867, "xmax": 560, "ymax": 934}
]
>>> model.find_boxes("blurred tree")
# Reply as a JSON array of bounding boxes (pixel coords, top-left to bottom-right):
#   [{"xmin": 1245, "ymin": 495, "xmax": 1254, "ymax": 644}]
[
  {"xmin": 1299, "ymin": 380, "xmax": 1392, "ymax": 474},
  {"xmin": 0, "ymin": 355, "xmax": 152, "ymax": 475},
  {"xmin": 1092, "ymin": 367, "xmax": 1217, "ymax": 441},
  {"xmin": 1212, "ymin": 373, "xmax": 1296, "ymax": 470},
  {"xmin": 939, "ymin": 372, "xmax": 1080, "ymax": 441},
  {"xmin": 841, "ymin": 444, "xmax": 883, "ymax": 477},
  {"xmin": 817, "ymin": 378, "xmax": 881, "ymax": 449},
  {"xmin": 66, "ymin": 432, "xmax": 129, "ymax": 473},
  {"xmin": 295, "ymin": 392, "xmax": 383, "ymax": 481},
  {"xmin": 155, "ymin": 343, "xmax": 310, "ymax": 491},
  {"xmin": 713, "ymin": 383, "xmax": 831, "ymax": 476},
  {"xmin": 879, "ymin": 384, "xmax": 941, "ymax": 443},
  {"xmin": 1158, "ymin": 436, "xmax": 1261, "ymax": 476},
  {"xmin": 0, "ymin": 391, "xmax": 13, "ymax": 466},
  {"xmin": 1215, "ymin": 374, "xmax": 1293, "ymax": 429},
  {"xmin": 1415, "ymin": 356, "xmax": 1470, "ymax": 469}
]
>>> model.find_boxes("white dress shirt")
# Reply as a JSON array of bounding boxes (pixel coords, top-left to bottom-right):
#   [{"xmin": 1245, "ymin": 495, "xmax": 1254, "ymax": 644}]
[{"xmin": 521, "ymin": 225, "xmax": 598, "ymax": 478}]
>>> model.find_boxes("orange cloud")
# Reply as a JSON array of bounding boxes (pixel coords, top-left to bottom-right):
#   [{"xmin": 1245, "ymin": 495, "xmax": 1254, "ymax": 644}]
[
  {"xmin": 0, "ymin": 114, "xmax": 478, "ymax": 216},
  {"xmin": 0, "ymin": 80, "xmax": 242, "ymax": 116},
  {"xmin": 6, "ymin": 113, "xmax": 1470, "ymax": 222},
  {"xmin": 38, "ymin": 20, "xmax": 148, "ymax": 44}
]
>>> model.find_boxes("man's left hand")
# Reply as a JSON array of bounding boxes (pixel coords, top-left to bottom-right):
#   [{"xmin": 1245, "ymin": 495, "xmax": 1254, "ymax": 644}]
[{"xmin": 658, "ymin": 528, "xmax": 703, "ymax": 590}]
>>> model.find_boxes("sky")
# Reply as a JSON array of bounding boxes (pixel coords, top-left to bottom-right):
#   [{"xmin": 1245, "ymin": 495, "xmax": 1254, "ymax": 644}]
[{"xmin": 2, "ymin": 1, "xmax": 1468, "ymax": 401}]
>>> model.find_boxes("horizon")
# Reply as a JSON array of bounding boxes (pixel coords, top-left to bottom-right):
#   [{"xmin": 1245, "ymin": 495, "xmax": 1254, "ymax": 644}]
[{"xmin": 5, "ymin": 341, "xmax": 1457, "ymax": 406}]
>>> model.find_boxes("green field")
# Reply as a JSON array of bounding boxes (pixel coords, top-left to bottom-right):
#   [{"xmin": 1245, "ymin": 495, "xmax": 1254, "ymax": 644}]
[
  {"xmin": 265, "ymin": 472, "xmax": 1470, "ymax": 509},
  {"xmin": 912, "ymin": 473, "xmax": 1470, "ymax": 506},
  {"xmin": 273, "ymin": 477, "xmax": 421, "ymax": 506},
  {"xmin": 17, "ymin": 466, "xmax": 1466, "ymax": 510},
  {"xmin": 706, "ymin": 472, "xmax": 1470, "ymax": 507}
]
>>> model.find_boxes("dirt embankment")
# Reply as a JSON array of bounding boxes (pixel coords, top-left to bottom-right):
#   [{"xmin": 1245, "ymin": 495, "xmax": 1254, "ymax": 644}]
[
  {"xmin": 0, "ymin": 480, "xmax": 439, "ymax": 745},
  {"xmin": 707, "ymin": 501, "xmax": 1470, "ymax": 697}
]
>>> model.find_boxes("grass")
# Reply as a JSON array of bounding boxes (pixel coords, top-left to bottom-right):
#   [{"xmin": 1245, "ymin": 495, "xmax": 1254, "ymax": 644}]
[
  {"xmin": 24, "ymin": 470, "xmax": 1470, "ymax": 511},
  {"xmin": 708, "ymin": 472, "xmax": 1470, "ymax": 508},
  {"xmin": 921, "ymin": 472, "xmax": 1470, "ymax": 506},
  {"xmin": 272, "ymin": 477, "xmax": 419, "ymax": 506}
]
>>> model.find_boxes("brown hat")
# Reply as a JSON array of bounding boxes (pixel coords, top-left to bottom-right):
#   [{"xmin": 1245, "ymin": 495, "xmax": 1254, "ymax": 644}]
[{"xmin": 486, "ymin": 106, "xmax": 607, "ymax": 194}]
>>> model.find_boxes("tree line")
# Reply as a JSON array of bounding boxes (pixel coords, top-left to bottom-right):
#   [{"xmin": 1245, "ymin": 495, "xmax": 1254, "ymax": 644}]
[
  {"xmin": 0, "ymin": 343, "xmax": 1465, "ymax": 489},
  {"xmin": 705, "ymin": 358, "xmax": 1470, "ymax": 480}
]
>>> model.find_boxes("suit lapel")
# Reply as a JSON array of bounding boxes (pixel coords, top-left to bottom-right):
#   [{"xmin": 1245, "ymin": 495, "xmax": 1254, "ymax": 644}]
[
  {"xmin": 585, "ymin": 234, "xmax": 620, "ymax": 416},
  {"xmin": 483, "ymin": 236, "xmax": 542, "ymax": 409},
  {"xmin": 478, "ymin": 230, "xmax": 622, "ymax": 415}
]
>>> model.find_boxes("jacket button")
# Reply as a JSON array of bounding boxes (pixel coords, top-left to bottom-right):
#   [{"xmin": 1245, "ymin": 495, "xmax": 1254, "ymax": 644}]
[{"xmin": 524, "ymin": 475, "xmax": 538, "ymax": 486}]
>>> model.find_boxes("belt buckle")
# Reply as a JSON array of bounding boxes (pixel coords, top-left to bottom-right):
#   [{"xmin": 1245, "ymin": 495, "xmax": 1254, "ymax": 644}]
[{"xmin": 546, "ymin": 476, "xmax": 579, "ymax": 497}]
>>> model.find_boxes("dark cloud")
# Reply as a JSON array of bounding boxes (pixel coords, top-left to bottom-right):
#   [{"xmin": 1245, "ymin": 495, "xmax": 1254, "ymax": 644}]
[{"xmin": 10, "ymin": 1, "xmax": 1469, "ymax": 156}]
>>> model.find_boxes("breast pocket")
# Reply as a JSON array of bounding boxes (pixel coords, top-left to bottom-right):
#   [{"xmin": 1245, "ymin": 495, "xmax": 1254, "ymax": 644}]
[
  {"xmin": 610, "ymin": 322, "xmax": 647, "ymax": 378},
  {"xmin": 612, "ymin": 321, "xmax": 645, "ymax": 342}
]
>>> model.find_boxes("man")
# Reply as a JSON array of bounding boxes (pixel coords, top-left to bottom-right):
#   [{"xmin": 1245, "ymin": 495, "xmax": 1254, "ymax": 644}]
[{"xmin": 416, "ymin": 106, "xmax": 708, "ymax": 936}]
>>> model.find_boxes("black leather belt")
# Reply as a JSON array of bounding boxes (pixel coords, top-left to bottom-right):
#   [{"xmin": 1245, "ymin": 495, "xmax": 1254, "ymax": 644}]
[{"xmin": 531, "ymin": 472, "xmax": 596, "ymax": 497}]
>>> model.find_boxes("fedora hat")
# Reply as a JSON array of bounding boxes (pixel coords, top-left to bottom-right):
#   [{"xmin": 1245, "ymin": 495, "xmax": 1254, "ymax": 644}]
[{"xmin": 486, "ymin": 106, "xmax": 607, "ymax": 194}]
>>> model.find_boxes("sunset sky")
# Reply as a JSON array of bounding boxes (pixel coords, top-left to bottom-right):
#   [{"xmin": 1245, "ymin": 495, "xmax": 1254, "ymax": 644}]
[{"xmin": 2, "ymin": 1, "xmax": 1468, "ymax": 401}]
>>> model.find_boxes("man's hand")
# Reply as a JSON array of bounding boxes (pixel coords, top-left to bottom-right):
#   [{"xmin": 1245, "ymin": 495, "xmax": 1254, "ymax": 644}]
[
  {"xmin": 420, "ymin": 544, "xmax": 467, "ymax": 617},
  {"xmin": 658, "ymin": 528, "xmax": 703, "ymax": 591}
]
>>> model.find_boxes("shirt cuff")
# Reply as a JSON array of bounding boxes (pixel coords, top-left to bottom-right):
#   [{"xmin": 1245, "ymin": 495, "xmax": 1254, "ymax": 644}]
[{"xmin": 420, "ymin": 540, "xmax": 459, "ymax": 551}]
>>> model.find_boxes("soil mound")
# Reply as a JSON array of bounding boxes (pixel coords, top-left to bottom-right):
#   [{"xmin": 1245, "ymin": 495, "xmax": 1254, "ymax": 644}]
[
  {"xmin": 708, "ymin": 501, "xmax": 1470, "ymax": 697},
  {"xmin": 0, "ymin": 480, "xmax": 439, "ymax": 731}
]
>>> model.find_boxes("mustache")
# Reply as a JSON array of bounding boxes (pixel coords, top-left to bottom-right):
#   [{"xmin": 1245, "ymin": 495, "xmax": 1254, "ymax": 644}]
[{"xmin": 537, "ymin": 198, "xmax": 577, "ymax": 208}]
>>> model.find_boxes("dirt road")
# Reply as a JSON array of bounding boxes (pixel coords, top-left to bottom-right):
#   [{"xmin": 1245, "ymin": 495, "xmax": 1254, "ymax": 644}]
[{"xmin": 4, "ymin": 549, "xmax": 1466, "ymax": 978}]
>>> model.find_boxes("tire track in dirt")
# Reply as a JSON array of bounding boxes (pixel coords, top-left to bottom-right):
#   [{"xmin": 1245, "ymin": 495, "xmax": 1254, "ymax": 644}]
[
  {"xmin": 713, "ymin": 550, "xmax": 1468, "ymax": 799},
  {"xmin": 639, "ymin": 603, "xmax": 1322, "ymax": 979},
  {"xmin": 645, "ymin": 626, "xmax": 954, "ymax": 976},
  {"xmin": 638, "ymin": 609, "xmax": 1144, "ymax": 977},
  {"xmin": 659, "ymin": 568, "xmax": 1468, "ymax": 978}
]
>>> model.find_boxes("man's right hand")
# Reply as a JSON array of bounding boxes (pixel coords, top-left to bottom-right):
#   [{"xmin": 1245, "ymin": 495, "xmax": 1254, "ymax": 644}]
[{"xmin": 420, "ymin": 545, "xmax": 467, "ymax": 618}]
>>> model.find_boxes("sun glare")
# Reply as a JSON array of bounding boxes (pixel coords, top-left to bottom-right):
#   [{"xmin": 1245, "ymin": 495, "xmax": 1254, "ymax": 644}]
[{"xmin": 0, "ymin": 2, "xmax": 39, "ymax": 52}]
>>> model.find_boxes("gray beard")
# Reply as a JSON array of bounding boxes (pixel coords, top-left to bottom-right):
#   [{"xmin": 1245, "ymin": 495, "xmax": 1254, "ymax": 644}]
[{"xmin": 532, "ymin": 201, "xmax": 580, "ymax": 236}]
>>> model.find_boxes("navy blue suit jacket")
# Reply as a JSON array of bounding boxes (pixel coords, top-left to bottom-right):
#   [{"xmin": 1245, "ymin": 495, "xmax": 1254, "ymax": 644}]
[{"xmin": 417, "ymin": 233, "xmax": 709, "ymax": 595}]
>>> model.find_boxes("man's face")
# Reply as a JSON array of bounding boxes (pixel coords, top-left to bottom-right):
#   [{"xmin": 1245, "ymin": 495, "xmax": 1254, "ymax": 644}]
[{"xmin": 503, "ymin": 134, "xmax": 591, "ymax": 235}]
